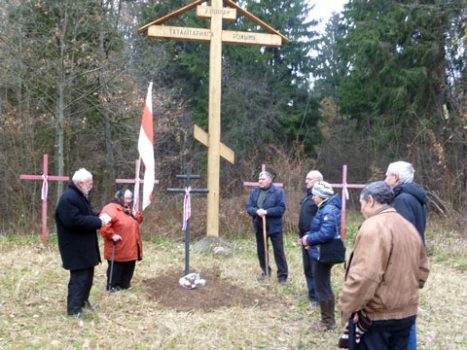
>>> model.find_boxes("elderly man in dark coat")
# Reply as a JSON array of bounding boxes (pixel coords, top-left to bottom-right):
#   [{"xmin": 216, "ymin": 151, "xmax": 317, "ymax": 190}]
[
  {"xmin": 385, "ymin": 161, "xmax": 428, "ymax": 350},
  {"xmin": 385, "ymin": 161, "xmax": 427, "ymax": 242},
  {"xmin": 55, "ymin": 168, "xmax": 103, "ymax": 318},
  {"xmin": 298, "ymin": 170, "xmax": 323, "ymax": 305}
]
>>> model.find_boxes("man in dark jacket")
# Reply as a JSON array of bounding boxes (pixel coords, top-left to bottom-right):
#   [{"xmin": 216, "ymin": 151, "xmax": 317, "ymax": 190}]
[
  {"xmin": 385, "ymin": 161, "xmax": 427, "ymax": 243},
  {"xmin": 246, "ymin": 171, "xmax": 288, "ymax": 284},
  {"xmin": 385, "ymin": 161, "xmax": 428, "ymax": 350},
  {"xmin": 298, "ymin": 170, "xmax": 323, "ymax": 304},
  {"xmin": 55, "ymin": 168, "xmax": 103, "ymax": 318}
]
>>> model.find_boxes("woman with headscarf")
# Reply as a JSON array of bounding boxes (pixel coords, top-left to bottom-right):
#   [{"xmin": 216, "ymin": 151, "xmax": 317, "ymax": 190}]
[
  {"xmin": 100, "ymin": 189, "xmax": 143, "ymax": 291},
  {"xmin": 301, "ymin": 181, "xmax": 342, "ymax": 330}
]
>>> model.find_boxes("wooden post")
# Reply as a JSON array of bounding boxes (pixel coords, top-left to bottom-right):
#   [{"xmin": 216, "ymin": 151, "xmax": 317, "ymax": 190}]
[
  {"xmin": 206, "ymin": 0, "xmax": 223, "ymax": 237},
  {"xmin": 19, "ymin": 154, "xmax": 69, "ymax": 241}
]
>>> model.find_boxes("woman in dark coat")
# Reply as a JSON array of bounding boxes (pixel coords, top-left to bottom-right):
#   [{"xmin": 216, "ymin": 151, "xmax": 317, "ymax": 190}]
[
  {"xmin": 301, "ymin": 181, "xmax": 342, "ymax": 330},
  {"xmin": 55, "ymin": 168, "xmax": 102, "ymax": 318}
]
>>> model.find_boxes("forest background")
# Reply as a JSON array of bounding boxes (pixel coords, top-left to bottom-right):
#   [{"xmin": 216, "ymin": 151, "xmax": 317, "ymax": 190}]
[{"xmin": 0, "ymin": 0, "xmax": 465, "ymax": 237}]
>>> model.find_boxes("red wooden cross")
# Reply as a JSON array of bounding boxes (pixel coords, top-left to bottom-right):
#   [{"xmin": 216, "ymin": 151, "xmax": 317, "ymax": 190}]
[
  {"xmin": 329, "ymin": 165, "xmax": 366, "ymax": 240},
  {"xmin": 19, "ymin": 154, "xmax": 70, "ymax": 241},
  {"xmin": 242, "ymin": 164, "xmax": 284, "ymax": 189},
  {"xmin": 115, "ymin": 159, "xmax": 159, "ymax": 211}
]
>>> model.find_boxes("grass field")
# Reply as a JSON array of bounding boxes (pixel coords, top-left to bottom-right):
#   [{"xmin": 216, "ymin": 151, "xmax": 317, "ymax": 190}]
[{"xmin": 0, "ymin": 216, "xmax": 465, "ymax": 350}]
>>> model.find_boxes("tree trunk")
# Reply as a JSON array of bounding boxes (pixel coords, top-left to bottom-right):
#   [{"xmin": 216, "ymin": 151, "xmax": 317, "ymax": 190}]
[{"xmin": 55, "ymin": 9, "xmax": 68, "ymax": 198}]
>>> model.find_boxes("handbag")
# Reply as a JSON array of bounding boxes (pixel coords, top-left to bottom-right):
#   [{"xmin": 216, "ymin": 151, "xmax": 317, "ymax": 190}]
[{"xmin": 319, "ymin": 236, "xmax": 346, "ymax": 264}]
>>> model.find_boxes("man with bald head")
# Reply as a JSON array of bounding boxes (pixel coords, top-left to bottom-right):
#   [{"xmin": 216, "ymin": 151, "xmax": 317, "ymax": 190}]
[{"xmin": 298, "ymin": 170, "xmax": 323, "ymax": 304}]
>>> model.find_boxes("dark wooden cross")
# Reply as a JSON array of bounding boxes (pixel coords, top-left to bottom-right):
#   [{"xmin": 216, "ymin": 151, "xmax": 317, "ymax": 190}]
[
  {"xmin": 19, "ymin": 154, "xmax": 70, "ymax": 241},
  {"xmin": 115, "ymin": 159, "xmax": 160, "ymax": 211},
  {"xmin": 167, "ymin": 163, "xmax": 208, "ymax": 275}
]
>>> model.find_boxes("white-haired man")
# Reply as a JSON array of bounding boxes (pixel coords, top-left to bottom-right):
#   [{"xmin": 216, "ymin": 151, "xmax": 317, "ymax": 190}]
[
  {"xmin": 55, "ymin": 168, "xmax": 104, "ymax": 318},
  {"xmin": 385, "ymin": 161, "xmax": 428, "ymax": 350},
  {"xmin": 385, "ymin": 161, "xmax": 427, "ymax": 242},
  {"xmin": 298, "ymin": 170, "xmax": 323, "ymax": 304}
]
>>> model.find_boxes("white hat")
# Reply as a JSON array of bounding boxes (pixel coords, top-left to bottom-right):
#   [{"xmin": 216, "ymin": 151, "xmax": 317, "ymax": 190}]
[{"xmin": 312, "ymin": 181, "xmax": 334, "ymax": 198}]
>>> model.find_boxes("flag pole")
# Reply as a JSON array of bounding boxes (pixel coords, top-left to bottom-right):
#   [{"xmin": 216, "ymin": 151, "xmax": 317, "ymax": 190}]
[{"xmin": 133, "ymin": 157, "xmax": 142, "ymax": 212}]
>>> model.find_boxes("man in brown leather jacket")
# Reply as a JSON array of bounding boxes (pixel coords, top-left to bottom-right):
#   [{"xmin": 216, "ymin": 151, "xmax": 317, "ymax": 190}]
[{"xmin": 339, "ymin": 181, "xmax": 429, "ymax": 349}]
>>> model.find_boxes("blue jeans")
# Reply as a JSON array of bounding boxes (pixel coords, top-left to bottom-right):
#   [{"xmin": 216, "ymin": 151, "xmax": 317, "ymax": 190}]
[
  {"xmin": 407, "ymin": 324, "xmax": 417, "ymax": 350},
  {"xmin": 301, "ymin": 246, "xmax": 318, "ymax": 302},
  {"xmin": 355, "ymin": 315, "xmax": 415, "ymax": 350}
]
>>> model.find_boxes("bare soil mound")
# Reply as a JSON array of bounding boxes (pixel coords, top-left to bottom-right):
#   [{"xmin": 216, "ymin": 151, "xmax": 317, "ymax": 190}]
[{"xmin": 144, "ymin": 269, "xmax": 274, "ymax": 312}]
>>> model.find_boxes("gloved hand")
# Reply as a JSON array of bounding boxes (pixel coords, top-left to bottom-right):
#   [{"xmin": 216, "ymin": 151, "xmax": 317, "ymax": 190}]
[{"xmin": 99, "ymin": 213, "xmax": 112, "ymax": 225}]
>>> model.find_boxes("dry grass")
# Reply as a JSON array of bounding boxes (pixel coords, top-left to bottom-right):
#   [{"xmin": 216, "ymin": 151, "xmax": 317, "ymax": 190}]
[{"xmin": 0, "ymin": 220, "xmax": 466, "ymax": 350}]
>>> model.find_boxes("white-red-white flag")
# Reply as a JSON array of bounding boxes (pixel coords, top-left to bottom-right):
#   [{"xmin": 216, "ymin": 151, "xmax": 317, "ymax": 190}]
[{"xmin": 137, "ymin": 82, "xmax": 155, "ymax": 211}]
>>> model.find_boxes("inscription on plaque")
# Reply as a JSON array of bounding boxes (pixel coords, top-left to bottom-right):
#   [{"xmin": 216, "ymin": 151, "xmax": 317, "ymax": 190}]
[
  {"xmin": 196, "ymin": 5, "xmax": 236, "ymax": 20},
  {"xmin": 148, "ymin": 25, "xmax": 212, "ymax": 42}
]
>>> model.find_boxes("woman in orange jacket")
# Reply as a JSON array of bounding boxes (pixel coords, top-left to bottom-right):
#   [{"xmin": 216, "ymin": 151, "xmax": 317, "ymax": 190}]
[{"xmin": 100, "ymin": 189, "xmax": 143, "ymax": 291}]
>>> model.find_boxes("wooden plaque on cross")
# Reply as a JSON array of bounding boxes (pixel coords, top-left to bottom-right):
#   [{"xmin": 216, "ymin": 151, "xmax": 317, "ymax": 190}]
[{"xmin": 139, "ymin": 0, "xmax": 290, "ymax": 237}]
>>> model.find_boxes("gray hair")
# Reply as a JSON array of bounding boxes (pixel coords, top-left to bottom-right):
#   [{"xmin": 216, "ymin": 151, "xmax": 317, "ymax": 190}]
[
  {"xmin": 72, "ymin": 168, "xmax": 93, "ymax": 184},
  {"xmin": 360, "ymin": 181, "xmax": 394, "ymax": 204},
  {"xmin": 386, "ymin": 161, "xmax": 415, "ymax": 184},
  {"xmin": 259, "ymin": 171, "xmax": 273, "ymax": 179},
  {"xmin": 306, "ymin": 170, "xmax": 323, "ymax": 180}
]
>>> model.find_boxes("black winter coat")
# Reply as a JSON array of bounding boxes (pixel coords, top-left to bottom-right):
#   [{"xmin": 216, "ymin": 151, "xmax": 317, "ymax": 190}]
[
  {"xmin": 393, "ymin": 183, "xmax": 427, "ymax": 243},
  {"xmin": 298, "ymin": 189, "xmax": 318, "ymax": 237},
  {"xmin": 55, "ymin": 182, "xmax": 102, "ymax": 270}
]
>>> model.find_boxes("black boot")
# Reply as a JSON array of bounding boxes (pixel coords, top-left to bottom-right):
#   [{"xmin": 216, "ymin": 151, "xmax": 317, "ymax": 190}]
[{"xmin": 320, "ymin": 299, "xmax": 336, "ymax": 330}]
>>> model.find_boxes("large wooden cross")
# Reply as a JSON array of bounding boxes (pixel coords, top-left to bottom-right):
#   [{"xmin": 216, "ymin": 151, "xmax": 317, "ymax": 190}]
[{"xmin": 139, "ymin": 0, "xmax": 290, "ymax": 237}]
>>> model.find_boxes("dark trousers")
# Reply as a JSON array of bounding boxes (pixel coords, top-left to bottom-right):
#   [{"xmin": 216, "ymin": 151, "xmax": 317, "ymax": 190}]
[
  {"xmin": 311, "ymin": 259, "xmax": 333, "ymax": 301},
  {"xmin": 301, "ymin": 246, "xmax": 318, "ymax": 302},
  {"xmin": 356, "ymin": 316, "xmax": 416, "ymax": 350},
  {"xmin": 67, "ymin": 267, "xmax": 94, "ymax": 315},
  {"xmin": 255, "ymin": 230, "xmax": 288, "ymax": 279},
  {"xmin": 107, "ymin": 260, "xmax": 136, "ymax": 290}
]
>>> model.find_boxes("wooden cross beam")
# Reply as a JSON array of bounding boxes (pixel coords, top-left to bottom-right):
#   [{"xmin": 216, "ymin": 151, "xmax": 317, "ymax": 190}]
[
  {"xmin": 19, "ymin": 154, "xmax": 69, "ymax": 241},
  {"xmin": 140, "ymin": 0, "xmax": 290, "ymax": 237}
]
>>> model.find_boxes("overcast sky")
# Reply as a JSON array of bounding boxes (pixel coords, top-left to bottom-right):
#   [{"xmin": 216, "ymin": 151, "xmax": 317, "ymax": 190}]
[{"xmin": 306, "ymin": 0, "xmax": 347, "ymax": 32}]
